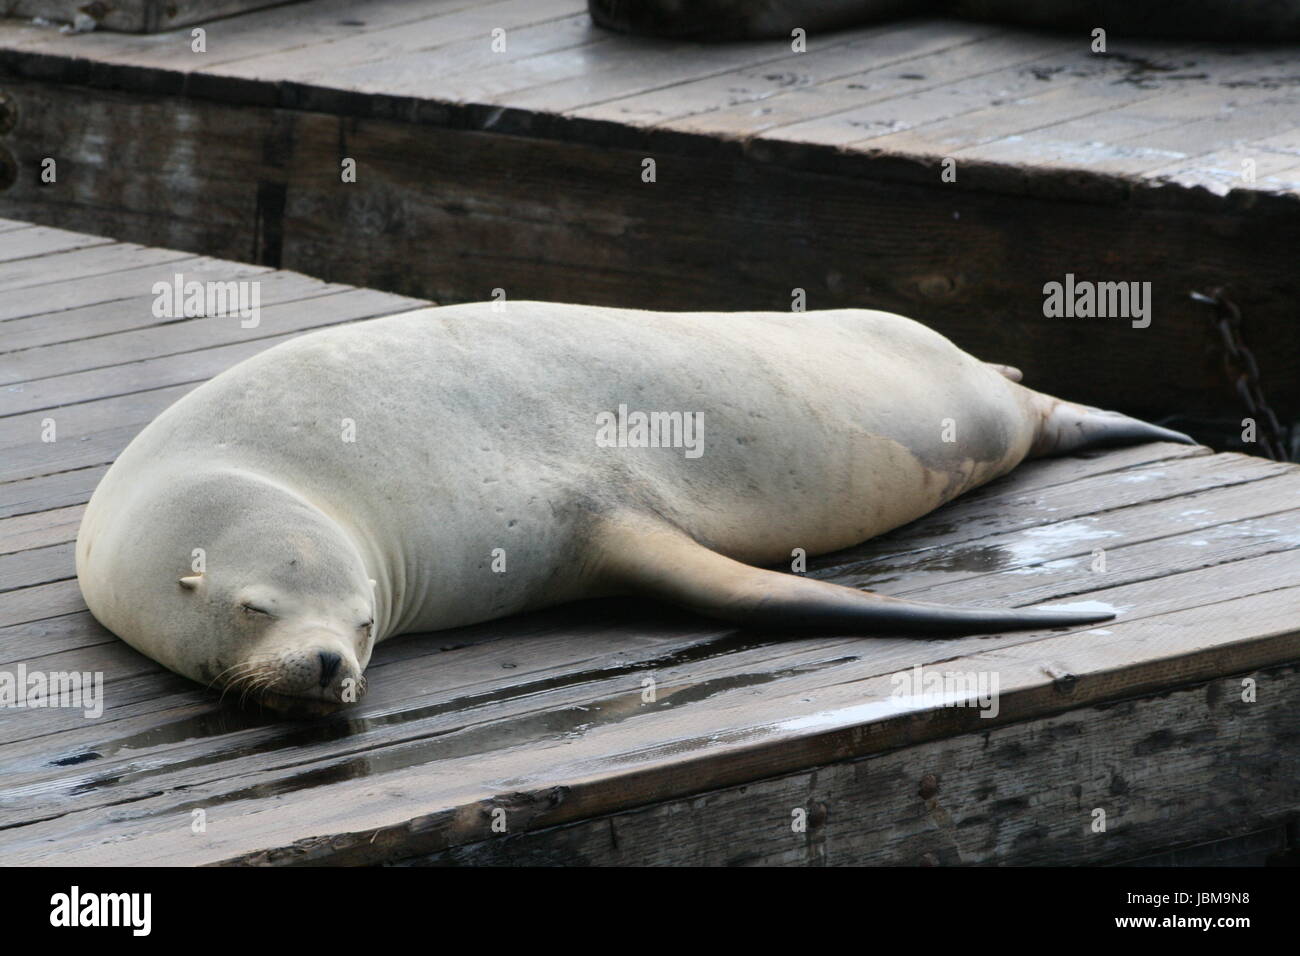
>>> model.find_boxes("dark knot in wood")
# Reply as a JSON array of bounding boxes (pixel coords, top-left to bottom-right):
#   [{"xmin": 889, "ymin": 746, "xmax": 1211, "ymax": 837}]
[
  {"xmin": 0, "ymin": 91, "xmax": 16, "ymax": 136},
  {"xmin": 918, "ymin": 773, "xmax": 940, "ymax": 800},
  {"xmin": 0, "ymin": 146, "xmax": 17, "ymax": 192}
]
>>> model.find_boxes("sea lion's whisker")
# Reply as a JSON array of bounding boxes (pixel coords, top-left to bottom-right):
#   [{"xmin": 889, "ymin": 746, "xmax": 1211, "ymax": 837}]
[
  {"xmin": 208, "ymin": 660, "xmax": 257, "ymax": 691},
  {"xmin": 213, "ymin": 656, "xmax": 283, "ymax": 708}
]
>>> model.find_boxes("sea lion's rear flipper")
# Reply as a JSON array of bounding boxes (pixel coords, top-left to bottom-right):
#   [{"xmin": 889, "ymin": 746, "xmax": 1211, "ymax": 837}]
[
  {"xmin": 596, "ymin": 518, "xmax": 1114, "ymax": 636},
  {"xmin": 1026, "ymin": 393, "xmax": 1197, "ymax": 458}
]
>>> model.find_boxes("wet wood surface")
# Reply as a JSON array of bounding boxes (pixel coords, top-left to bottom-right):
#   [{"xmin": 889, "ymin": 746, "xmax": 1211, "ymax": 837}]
[{"xmin": 1, "ymin": 219, "xmax": 1298, "ymax": 865}]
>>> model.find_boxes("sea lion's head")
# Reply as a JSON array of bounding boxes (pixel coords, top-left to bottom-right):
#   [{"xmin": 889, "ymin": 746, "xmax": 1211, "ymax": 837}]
[{"xmin": 77, "ymin": 467, "xmax": 377, "ymax": 716}]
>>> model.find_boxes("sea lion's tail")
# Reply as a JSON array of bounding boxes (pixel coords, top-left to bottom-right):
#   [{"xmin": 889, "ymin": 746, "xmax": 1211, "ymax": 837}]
[
  {"xmin": 597, "ymin": 518, "xmax": 1114, "ymax": 636},
  {"xmin": 1023, "ymin": 392, "xmax": 1197, "ymax": 458}
]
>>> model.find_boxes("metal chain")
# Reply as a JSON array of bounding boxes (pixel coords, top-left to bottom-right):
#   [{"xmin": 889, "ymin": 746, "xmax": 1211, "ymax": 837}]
[{"xmin": 1190, "ymin": 287, "xmax": 1289, "ymax": 461}]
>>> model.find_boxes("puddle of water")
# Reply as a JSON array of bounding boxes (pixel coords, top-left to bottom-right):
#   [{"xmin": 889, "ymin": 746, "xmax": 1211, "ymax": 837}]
[
  {"xmin": 41, "ymin": 631, "xmax": 792, "ymax": 774},
  {"xmin": 1116, "ymin": 471, "xmax": 1166, "ymax": 483},
  {"xmin": 586, "ymin": 687, "xmax": 982, "ymax": 768},
  {"xmin": 26, "ymin": 636, "xmax": 860, "ymax": 813},
  {"xmin": 999, "ymin": 520, "xmax": 1119, "ymax": 568},
  {"xmin": 1034, "ymin": 600, "xmax": 1123, "ymax": 616},
  {"xmin": 82, "ymin": 654, "xmax": 861, "ymax": 818},
  {"xmin": 775, "ymin": 693, "xmax": 972, "ymax": 733}
]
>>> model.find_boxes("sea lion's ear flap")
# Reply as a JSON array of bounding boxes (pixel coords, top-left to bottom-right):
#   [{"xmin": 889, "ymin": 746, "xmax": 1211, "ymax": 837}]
[{"xmin": 178, "ymin": 575, "xmax": 203, "ymax": 591}]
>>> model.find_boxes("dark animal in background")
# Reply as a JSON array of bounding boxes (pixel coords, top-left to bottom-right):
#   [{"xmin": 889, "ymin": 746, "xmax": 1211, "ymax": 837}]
[{"xmin": 589, "ymin": 0, "xmax": 1300, "ymax": 40}]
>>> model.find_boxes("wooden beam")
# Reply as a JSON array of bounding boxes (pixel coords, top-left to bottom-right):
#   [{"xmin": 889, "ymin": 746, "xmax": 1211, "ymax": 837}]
[
  {"xmin": 399, "ymin": 663, "xmax": 1300, "ymax": 866},
  {"xmin": 1, "ymin": 76, "xmax": 1296, "ymax": 422}
]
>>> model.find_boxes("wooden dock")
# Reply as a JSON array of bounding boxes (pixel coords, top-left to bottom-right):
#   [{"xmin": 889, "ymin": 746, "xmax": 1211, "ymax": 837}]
[
  {"xmin": 0, "ymin": 0, "xmax": 1298, "ymax": 431},
  {"xmin": 1, "ymin": 219, "xmax": 1299, "ymax": 866}
]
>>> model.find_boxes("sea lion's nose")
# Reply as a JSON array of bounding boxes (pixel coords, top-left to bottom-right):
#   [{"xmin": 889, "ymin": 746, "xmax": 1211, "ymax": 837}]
[{"xmin": 317, "ymin": 650, "xmax": 342, "ymax": 686}]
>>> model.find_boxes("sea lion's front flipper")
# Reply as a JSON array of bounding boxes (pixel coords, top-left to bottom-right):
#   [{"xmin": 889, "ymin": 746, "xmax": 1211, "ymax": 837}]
[
  {"xmin": 596, "ymin": 518, "xmax": 1114, "ymax": 636},
  {"xmin": 985, "ymin": 362, "xmax": 1023, "ymax": 382}
]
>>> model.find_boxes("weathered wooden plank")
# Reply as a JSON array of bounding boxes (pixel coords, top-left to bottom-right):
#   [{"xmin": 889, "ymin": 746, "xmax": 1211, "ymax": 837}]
[
  {"xmin": 957, "ymin": 47, "xmax": 1300, "ymax": 171},
  {"xmin": 202, "ymin": 0, "xmax": 495, "ymax": 64},
  {"xmin": 401, "ymin": 662, "xmax": 1300, "ymax": 866},
  {"xmin": 0, "ymin": 541, "xmax": 70, "ymax": 592},
  {"xmin": 1141, "ymin": 129, "xmax": 1300, "ymax": 194},
  {"xmin": 0, "ymin": 242, "xmax": 192, "ymax": 292},
  {"xmin": 0, "ymin": 578, "xmax": 82, "ymax": 628},
  {"xmin": 857, "ymin": 48, "xmax": 1207, "ymax": 158},
  {"xmin": 752, "ymin": 42, "xmax": 1100, "ymax": 149},
  {"xmin": 0, "ymin": 421, "xmax": 148, "ymax": 486},
  {"xmin": 0, "ymin": 382, "xmax": 191, "ymax": 450},
  {"xmin": 0, "ymin": 0, "xmax": 450, "ymax": 70},
  {"xmin": 0, "ymin": 610, "xmax": 106, "ymax": 666},
  {"xmin": 833, "ymin": 477, "xmax": 1300, "ymax": 596},
  {"xmin": 213, "ymin": 0, "xmax": 596, "ymax": 91},
  {"xmin": 783, "ymin": 44, "xmax": 1287, "ymax": 153},
  {"xmin": 0, "ymin": 223, "xmax": 112, "ymax": 262},
  {"xmin": 272, "ymin": 112, "xmax": 1298, "ymax": 424},
  {"xmin": 7, "ymin": 466, "xmax": 1275, "ymax": 692},
  {"xmin": 0, "ymin": 262, "xmax": 314, "ymax": 350},
  {"xmin": 664, "ymin": 30, "xmax": 1063, "ymax": 137},
  {"xmin": 818, "ymin": 453, "xmax": 1294, "ymax": 576},
  {"xmin": 902, "ymin": 507, "xmax": 1300, "ymax": 610},
  {"xmin": 1120, "ymin": 827, "xmax": 1291, "ymax": 867},
  {"xmin": 0, "ymin": 287, "xmax": 419, "ymax": 386},
  {"xmin": 6, "ymin": 0, "xmax": 298, "ymax": 33},
  {"xmin": 0, "ymin": 503, "xmax": 83, "ymax": 555},
  {"xmin": 1073, "ymin": 102, "xmax": 1299, "ymax": 181},
  {"xmin": 570, "ymin": 19, "xmax": 1005, "ymax": 127},
  {"xmin": 0, "ymin": 254, "xmax": 209, "ymax": 322},
  {"xmin": 475, "ymin": 31, "xmax": 797, "ymax": 114},
  {"xmin": 839, "ymin": 43, "xmax": 1220, "ymax": 153},
  {"xmin": 0, "ymin": 465, "xmax": 105, "ymax": 519},
  {"xmin": 1, "ymin": 326, "xmax": 319, "ymax": 417},
  {"xmin": 0, "ymin": 82, "xmax": 290, "ymax": 265}
]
